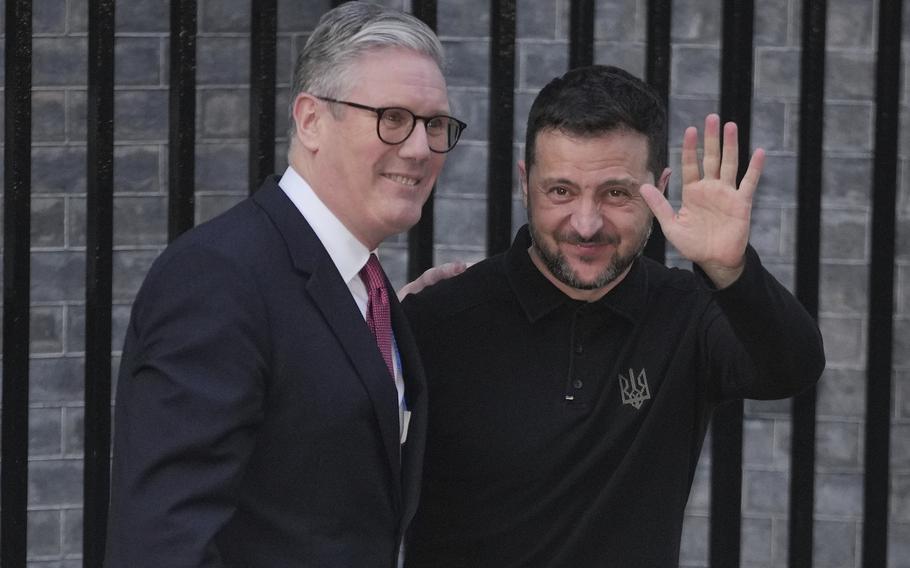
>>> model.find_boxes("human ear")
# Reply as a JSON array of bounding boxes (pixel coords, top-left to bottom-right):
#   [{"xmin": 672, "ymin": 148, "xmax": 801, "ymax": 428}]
[
  {"xmin": 518, "ymin": 160, "xmax": 529, "ymax": 208},
  {"xmin": 292, "ymin": 93, "xmax": 321, "ymax": 152},
  {"xmin": 657, "ymin": 167, "xmax": 671, "ymax": 193}
]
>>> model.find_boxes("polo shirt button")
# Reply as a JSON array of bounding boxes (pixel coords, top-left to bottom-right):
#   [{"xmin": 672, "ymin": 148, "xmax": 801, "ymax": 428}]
[
  {"xmin": 575, "ymin": 343, "xmax": 583, "ymax": 354},
  {"xmin": 573, "ymin": 379, "xmax": 583, "ymax": 389}
]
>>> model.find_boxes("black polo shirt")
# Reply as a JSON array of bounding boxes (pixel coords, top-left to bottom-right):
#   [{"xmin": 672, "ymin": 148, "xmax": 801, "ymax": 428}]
[{"xmin": 402, "ymin": 226, "xmax": 824, "ymax": 567}]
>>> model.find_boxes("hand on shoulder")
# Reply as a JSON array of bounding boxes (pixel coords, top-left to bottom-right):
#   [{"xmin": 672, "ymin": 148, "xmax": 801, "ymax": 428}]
[{"xmin": 397, "ymin": 261, "xmax": 468, "ymax": 300}]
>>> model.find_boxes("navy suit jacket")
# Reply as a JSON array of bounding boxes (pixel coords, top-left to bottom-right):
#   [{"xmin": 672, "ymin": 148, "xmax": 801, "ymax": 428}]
[{"xmin": 105, "ymin": 177, "xmax": 428, "ymax": 567}]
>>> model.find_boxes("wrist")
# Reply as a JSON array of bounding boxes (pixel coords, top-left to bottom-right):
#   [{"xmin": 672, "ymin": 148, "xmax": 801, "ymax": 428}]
[{"xmin": 700, "ymin": 260, "xmax": 745, "ymax": 290}]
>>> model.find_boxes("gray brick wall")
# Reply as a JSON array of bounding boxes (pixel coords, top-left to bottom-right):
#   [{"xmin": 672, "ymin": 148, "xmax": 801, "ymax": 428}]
[{"xmin": 1, "ymin": 0, "xmax": 908, "ymax": 566}]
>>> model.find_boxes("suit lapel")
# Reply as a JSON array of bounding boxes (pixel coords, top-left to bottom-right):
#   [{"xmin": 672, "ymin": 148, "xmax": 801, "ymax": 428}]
[
  {"xmin": 306, "ymin": 257, "xmax": 403, "ymax": 484},
  {"xmin": 253, "ymin": 179, "xmax": 403, "ymax": 505}
]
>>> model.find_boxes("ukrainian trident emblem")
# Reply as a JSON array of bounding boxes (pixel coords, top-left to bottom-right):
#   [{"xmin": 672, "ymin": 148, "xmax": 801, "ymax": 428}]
[{"xmin": 619, "ymin": 368, "xmax": 651, "ymax": 409}]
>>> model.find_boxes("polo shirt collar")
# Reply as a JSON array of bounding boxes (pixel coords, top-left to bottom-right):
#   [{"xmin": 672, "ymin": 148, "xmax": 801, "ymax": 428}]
[{"xmin": 505, "ymin": 224, "xmax": 650, "ymax": 324}]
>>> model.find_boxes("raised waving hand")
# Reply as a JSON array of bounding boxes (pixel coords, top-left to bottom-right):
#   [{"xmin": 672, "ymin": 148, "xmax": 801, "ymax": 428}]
[{"xmin": 640, "ymin": 113, "xmax": 765, "ymax": 288}]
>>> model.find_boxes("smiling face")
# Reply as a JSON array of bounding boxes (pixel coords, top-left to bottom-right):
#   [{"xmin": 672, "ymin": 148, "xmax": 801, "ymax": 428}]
[
  {"xmin": 291, "ymin": 47, "xmax": 449, "ymax": 249},
  {"xmin": 520, "ymin": 128, "xmax": 668, "ymax": 301}
]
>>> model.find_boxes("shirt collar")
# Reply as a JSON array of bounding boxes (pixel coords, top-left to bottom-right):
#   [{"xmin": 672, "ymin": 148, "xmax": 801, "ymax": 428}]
[
  {"xmin": 278, "ymin": 166, "xmax": 371, "ymax": 284},
  {"xmin": 505, "ymin": 225, "xmax": 649, "ymax": 323}
]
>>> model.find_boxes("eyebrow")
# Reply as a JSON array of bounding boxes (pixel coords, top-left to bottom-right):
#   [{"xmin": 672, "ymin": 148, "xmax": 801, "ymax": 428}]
[
  {"xmin": 598, "ymin": 179, "xmax": 641, "ymax": 190},
  {"xmin": 536, "ymin": 177, "xmax": 642, "ymax": 190},
  {"xmin": 378, "ymin": 102, "xmax": 454, "ymax": 116}
]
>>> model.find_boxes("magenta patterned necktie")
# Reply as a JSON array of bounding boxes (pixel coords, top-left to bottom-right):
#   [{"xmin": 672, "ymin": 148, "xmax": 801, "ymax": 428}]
[{"xmin": 359, "ymin": 254, "xmax": 395, "ymax": 378}]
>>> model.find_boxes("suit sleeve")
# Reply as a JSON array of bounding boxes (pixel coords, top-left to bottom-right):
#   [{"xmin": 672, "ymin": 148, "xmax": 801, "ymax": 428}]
[
  {"xmin": 105, "ymin": 242, "xmax": 269, "ymax": 568},
  {"xmin": 701, "ymin": 245, "xmax": 826, "ymax": 401}
]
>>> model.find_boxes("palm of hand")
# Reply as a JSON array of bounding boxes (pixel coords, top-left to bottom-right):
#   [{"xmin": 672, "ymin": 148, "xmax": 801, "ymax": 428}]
[{"xmin": 670, "ymin": 175, "xmax": 753, "ymax": 269}]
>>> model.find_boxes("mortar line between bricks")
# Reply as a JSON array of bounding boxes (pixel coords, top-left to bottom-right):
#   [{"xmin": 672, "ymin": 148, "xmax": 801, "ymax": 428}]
[
  {"xmin": 196, "ymin": 84, "xmax": 252, "ymax": 89},
  {"xmin": 196, "ymin": 137, "xmax": 251, "ymax": 143},
  {"xmin": 57, "ymin": 350, "xmax": 125, "ymax": 357},
  {"xmin": 196, "ymin": 33, "xmax": 251, "ymax": 38},
  {"xmin": 671, "ymin": 43, "xmax": 722, "ymax": 50},
  {"xmin": 31, "ymin": 140, "xmax": 88, "ymax": 147},
  {"xmin": 22, "ymin": 455, "xmax": 85, "ymax": 464},
  {"xmin": 28, "ymin": 401, "xmax": 88, "ymax": 409},
  {"xmin": 438, "ymin": 36, "xmax": 491, "ymax": 42},
  {"xmin": 812, "ymin": 467, "xmax": 872, "ymax": 475},
  {"xmin": 110, "ymin": 33, "xmax": 170, "ymax": 38},
  {"xmin": 28, "ymin": 245, "xmax": 165, "ymax": 254},
  {"xmin": 814, "ymin": 416, "xmax": 868, "ymax": 424},
  {"xmin": 431, "ymin": 245, "xmax": 487, "ymax": 252},
  {"xmin": 812, "ymin": 513, "xmax": 867, "ymax": 523}
]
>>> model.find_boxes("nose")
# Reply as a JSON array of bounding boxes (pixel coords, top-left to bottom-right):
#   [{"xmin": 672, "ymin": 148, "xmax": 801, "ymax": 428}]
[
  {"xmin": 570, "ymin": 197, "xmax": 603, "ymax": 239},
  {"xmin": 398, "ymin": 120, "xmax": 432, "ymax": 161}
]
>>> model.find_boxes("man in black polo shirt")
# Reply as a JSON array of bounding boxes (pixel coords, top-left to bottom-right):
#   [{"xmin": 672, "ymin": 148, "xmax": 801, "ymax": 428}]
[{"xmin": 401, "ymin": 65, "xmax": 825, "ymax": 567}]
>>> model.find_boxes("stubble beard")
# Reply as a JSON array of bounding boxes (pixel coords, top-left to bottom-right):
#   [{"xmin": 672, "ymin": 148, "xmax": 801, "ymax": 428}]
[{"xmin": 528, "ymin": 215, "xmax": 652, "ymax": 291}]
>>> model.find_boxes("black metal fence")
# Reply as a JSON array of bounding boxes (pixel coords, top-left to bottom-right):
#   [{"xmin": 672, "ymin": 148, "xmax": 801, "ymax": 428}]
[{"xmin": 0, "ymin": 1, "xmax": 902, "ymax": 566}]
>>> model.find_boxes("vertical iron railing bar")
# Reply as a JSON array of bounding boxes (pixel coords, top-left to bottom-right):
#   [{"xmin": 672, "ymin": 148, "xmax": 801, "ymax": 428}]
[
  {"xmin": 643, "ymin": 0, "xmax": 672, "ymax": 263},
  {"xmin": 487, "ymin": 0, "xmax": 517, "ymax": 256},
  {"xmin": 168, "ymin": 0, "xmax": 198, "ymax": 241},
  {"xmin": 788, "ymin": 0, "xmax": 826, "ymax": 565},
  {"xmin": 861, "ymin": 0, "xmax": 902, "ymax": 565},
  {"xmin": 83, "ymin": 0, "xmax": 117, "ymax": 565},
  {"xmin": 568, "ymin": 0, "xmax": 595, "ymax": 69},
  {"xmin": 1, "ymin": 1, "xmax": 33, "ymax": 566},
  {"xmin": 407, "ymin": 0, "xmax": 438, "ymax": 281},
  {"xmin": 249, "ymin": 0, "xmax": 278, "ymax": 194},
  {"xmin": 711, "ymin": 1, "xmax": 754, "ymax": 566}
]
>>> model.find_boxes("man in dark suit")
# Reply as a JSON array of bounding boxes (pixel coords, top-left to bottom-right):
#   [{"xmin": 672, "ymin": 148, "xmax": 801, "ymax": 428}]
[{"xmin": 104, "ymin": 3, "xmax": 466, "ymax": 566}]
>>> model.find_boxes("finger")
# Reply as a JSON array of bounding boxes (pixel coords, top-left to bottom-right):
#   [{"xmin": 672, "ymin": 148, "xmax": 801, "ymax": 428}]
[
  {"xmin": 639, "ymin": 183, "xmax": 676, "ymax": 231},
  {"xmin": 396, "ymin": 280, "xmax": 419, "ymax": 300},
  {"xmin": 702, "ymin": 114, "xmax": 721, "ymax": 179},
  {"xmin": 423, "ymin": 261, "xmax": 466, "ymax": 286},
  {"xmin": 438, "ymin": 261, "xmax": 467, "ymax": 281},
  {"xmin": 681, "ymin": 127, "xmax": 700, "ymax": 186},
  {"xmin": 396, "ymin": 261, "xmax": 466, "ymax": 300},
  {"xmin": 737, "ymin": 148, "xmax": 766, "ymax": 200},
  {"xmin": 719, "ymin": 121, "xmax": 739, "ymax": 186}
]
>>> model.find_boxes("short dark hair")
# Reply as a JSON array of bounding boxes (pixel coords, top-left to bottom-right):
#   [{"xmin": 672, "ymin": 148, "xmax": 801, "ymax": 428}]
[{"xmin": 524, "ymin": 65, "xmax": 667, "ymax": 180}]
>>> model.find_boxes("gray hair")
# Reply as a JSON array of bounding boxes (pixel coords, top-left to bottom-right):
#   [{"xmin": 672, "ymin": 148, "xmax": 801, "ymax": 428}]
[{"xmin": 288, "ymin": 1, "xmax": 445, "ymax": 137}]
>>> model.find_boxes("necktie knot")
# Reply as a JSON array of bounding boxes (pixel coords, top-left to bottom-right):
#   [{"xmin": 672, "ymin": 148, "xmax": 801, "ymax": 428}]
[{"xmin": 360, "ymin": 254, "xmax": 386, "ymax": 295}]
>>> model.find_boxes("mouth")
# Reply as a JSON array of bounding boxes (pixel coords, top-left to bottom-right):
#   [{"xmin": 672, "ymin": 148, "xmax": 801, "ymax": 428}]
[
  {"xmin": 382, "ymin": 173, "xmax": 421, "ymax": 187},
  {"xmin": 572, "ymin": 241, "xmax": 606, "ymax": 249},
  {"xmin": 563, "ymin": 235, "xmax": 618, "ymax": 258},
  {"xmin": 568, "ymin": 242, "xmax": 610, "ymax": 258},
  {"xmin": 565, "ymin": 235, "xmax": 617, "ymax": 248}
]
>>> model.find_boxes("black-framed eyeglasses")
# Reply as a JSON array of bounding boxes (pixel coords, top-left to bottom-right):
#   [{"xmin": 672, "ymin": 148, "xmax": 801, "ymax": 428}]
[{"xmin": 316, "ymin": 96, "xmax": 467, "ymax": 154}]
